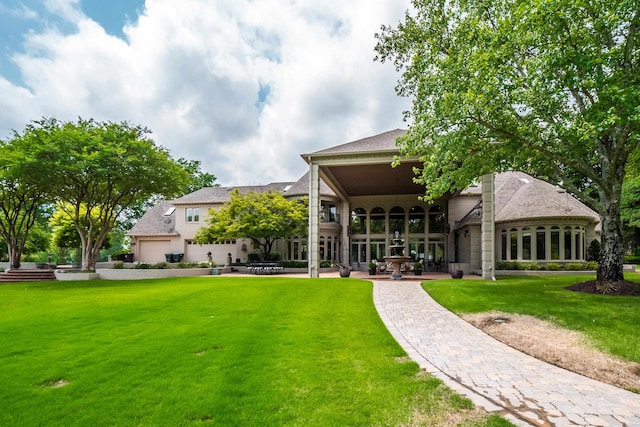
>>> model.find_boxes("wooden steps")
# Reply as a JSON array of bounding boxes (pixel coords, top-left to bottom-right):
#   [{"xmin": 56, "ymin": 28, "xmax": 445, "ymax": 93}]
[{"xmin": 0, "ymin": 269, "xmax": 57, "ymax": 282}]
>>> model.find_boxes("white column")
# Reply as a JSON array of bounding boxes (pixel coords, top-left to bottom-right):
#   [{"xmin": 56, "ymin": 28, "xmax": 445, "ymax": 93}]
[
  {"xmin": 481, "ymin": 173, "xmax": 496, "ymax": 280},
  {"xmin": 308, "ymin": 163, "xmax": 320, "ymax": 278},
  {"xmin": 341, "ymin": 203, "xmax": 350, "ymax": 266}
]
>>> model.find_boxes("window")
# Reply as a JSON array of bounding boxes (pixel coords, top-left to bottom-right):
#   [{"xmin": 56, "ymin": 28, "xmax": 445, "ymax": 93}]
[
  {"xmin": 510, "ymin": 228, "xmax": 518, "ymax": 260},
  {"xmin": 409, "ymin": 238, "xmax": 425, "ymax": 262},
  {"xmin": 320, "ymin": 201, "xmax": 338, "ymax": 223},
  {"xmin": 536, "ymin": 227, "xmax": 546, "ymax": 260},
  {"xmin": 186, "ymin": 208, "xmax": 200, "ymax": 222},
  {"xmin": 428, "ymin": 205, "xmax": 446, "ymax": 233},
  {"xmin": 369, "ymin": 239, "xmax": 386, "ymax": 261},
  {"xmin": 501, "ymin": 229, "xmax": 507, "ymax": 260},
  {"xmin": 522, "ymin": 227, "xmax": 531, "ymax": 260},
  {"xmin": 564, "ymin": 226, "xmax": 573, "ymax": 260},
  {"xmin": 350, "ymin": 208, "xmax": 367, "ymax": 234},
  {"xmin": 370, "ymin": 207, "xmax": 386, "ymax": 234},
  {"xmin": 389, "ymin": 206, "xmax": 405, "ymax": 235},
  {"xmin": 351, "ymin": 239, "xmax": 367, "ymax": 263},
  {"xmin": 551, "ymin": 226, "xmax": 560, "ymax": 260},
  {"xmin": 409, "ymin": 206, "xmax": 425, "ymax": 234}
]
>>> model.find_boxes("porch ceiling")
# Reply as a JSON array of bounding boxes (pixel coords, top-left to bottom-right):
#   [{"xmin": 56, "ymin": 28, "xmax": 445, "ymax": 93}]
[{"xmin": 321, "ymin": 161, "xmax": 425, "ymax": 197}]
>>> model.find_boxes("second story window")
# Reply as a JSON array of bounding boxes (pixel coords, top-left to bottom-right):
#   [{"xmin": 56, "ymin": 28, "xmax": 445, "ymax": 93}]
[{"xmin": 186, "ymin": 208, "xmax": 200, "ymax": 223}]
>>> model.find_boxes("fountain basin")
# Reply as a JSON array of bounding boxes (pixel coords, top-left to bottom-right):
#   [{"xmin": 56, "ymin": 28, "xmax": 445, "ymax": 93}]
[{"xmin": 383, "ymin": 255, "xmax": 411, "ymax": 280}]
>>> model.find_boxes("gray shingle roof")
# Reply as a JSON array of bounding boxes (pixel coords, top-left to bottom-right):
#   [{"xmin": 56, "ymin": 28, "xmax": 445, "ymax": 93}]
[
  {"xmin": 304, "ymin": 129, "xmax": 406, "ymax": 156},
  {"xmin": 129, "ymin": 181, "xmax": 299, "ymax": 236},
  {"xmin": 493, "ymin": 172, "xmax": 599, "ymax": 223},
  {"xmin": 170, "ymin": 182, "xmax": 295, "ymax": 205},
  {"xmin": 126, "ymin": 201, "xmax": 179, "ymax": 236},
  {"xmin": 284, "ymin": 171, "xmax": 336, "ymax": 197}
]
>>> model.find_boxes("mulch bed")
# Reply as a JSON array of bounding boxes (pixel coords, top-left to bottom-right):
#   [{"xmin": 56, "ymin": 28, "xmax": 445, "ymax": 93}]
[{"xmin": 566, "ymin": 280, "xmax": 640, "ymax": 296}]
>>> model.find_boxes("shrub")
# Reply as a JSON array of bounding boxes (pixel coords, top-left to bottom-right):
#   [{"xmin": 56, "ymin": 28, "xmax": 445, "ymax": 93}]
[
  {"xmin": 154, "ymin": 262, "xmax": 169, "ymax": 269},
  {"xmin": 264, "ymin": 252, "xmax": 281, "ymax": 261},
  {"xmin": 247, "ymin": 252, "xmax": 262, "ymax": 263},
  {"xmin": 135, "ymin": 263, "xmax": 150, "ymax": 269},
  {"xmin": 545, "ymin": 262, "xmax": 562, "ymax": 271},
  {"xmin": 624, "ymin": 255, "xmax": 640, "ymax": 264},
  {"xmin": 113, "ymin": 261, "xmax": 124, "ymax": 269},
  {"xmin": 319, "ymin": 261, "xmax": 331, "ymax": 268},
  {"xmin": 587, "ymin": 239, "xmax": 601, "ymax": 261},
  {"xmin": 285, "ymin": 261, "xmax": 308, "ymax": 268},
  {"xmin": 565, "ymin": 262, "xmax": 586, "ymax": 271},
  {"xmin": 585, "ymin": 261, "xmax": 598, "ymax": 270},
  {"xmin": 520, "ymin": 262, "xmax": 541, "ymax": 271}
]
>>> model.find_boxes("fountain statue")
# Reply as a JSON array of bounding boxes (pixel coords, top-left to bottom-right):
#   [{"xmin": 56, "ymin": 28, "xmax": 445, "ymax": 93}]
[{"xmin": 384, "ymin": 231, "xmax": 411, "ymax": 280}]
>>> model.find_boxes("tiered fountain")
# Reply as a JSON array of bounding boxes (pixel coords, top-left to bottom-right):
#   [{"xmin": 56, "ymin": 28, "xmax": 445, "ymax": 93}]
[{"xmin": 384, "ymin": 231, "xmax": 411, "ymax": 280}]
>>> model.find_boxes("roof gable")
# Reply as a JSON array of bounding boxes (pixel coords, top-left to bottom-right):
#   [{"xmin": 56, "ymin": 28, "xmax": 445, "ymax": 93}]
[{"xmin": 304, "ymin": 129, "xmax": 406, "ymax": 157}]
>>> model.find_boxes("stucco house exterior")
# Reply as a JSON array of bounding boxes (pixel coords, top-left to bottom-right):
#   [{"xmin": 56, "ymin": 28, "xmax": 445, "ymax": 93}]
[{"xmin": 127, "ymin": 129, "xmax": 600, "ymax": 275}]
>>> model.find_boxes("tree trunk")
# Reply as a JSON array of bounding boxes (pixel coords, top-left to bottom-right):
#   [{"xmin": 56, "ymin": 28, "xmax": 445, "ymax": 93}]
[
  {"xmin": 597, "ymin": 196, "xmax": 625, "ymax": 283},
  {"xmin": 9, "ymin": 246, "xmax": 21, "ymax": 269},
  {"xmin": 80, "ymin": 243, "xmax": 101, "ymax": 272}
]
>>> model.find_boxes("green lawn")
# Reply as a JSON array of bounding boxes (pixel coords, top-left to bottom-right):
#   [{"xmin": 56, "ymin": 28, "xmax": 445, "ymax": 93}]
[
  {"xmin": 424, "ymin": 274, "xmax": 640, "ymax": 363},
  {"xmin": 0, "ymin": 277, "xmax": 508, "ymax": 426}
]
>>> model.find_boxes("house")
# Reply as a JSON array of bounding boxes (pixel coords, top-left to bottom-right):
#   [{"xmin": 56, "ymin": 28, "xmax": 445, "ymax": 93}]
[{"xmin": 127, "ymin": 129, "xmax": 600, "ymax": 274}]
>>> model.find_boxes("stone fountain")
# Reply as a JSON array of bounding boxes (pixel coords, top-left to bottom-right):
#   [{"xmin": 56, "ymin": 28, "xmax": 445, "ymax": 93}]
[{"xmin": 384, "ymin": 231, "xmax": 411, "ymax": 280}]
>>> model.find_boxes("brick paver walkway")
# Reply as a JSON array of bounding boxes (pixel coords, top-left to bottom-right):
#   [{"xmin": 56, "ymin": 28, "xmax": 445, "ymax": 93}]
[{"xmin": 373, "ymin": 280, "xmax": 640, "ymax": 427}]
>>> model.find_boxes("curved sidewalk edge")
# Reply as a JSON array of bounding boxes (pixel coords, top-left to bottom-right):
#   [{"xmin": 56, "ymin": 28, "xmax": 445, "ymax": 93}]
[{"xmin": 372, "ymin": 280, "xmax": 640, "ymax": 427}]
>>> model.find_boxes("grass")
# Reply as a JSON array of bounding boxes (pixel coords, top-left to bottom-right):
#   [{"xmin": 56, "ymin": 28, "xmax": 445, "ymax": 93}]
[
  {"xmin": 423, "ymin": 274, "xmax": 640, "ymax": 363},
  {"xmin": 0, "ymin": 277, "xmax": 509, "ymax": 426}
]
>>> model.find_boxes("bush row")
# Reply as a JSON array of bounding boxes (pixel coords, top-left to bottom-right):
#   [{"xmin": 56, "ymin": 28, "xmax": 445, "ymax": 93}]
[
  {"xmin": 113, "ymin": 261, "xmax": 216, "ymax": 269},
  {"xmin": 495, "ymin": 261, "xmax": 598, "ymax": 271}
]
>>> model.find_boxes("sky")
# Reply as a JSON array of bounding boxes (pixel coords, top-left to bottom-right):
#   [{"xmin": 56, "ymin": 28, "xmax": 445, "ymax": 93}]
[{"xmin": 0, "ymin": 0, "xmax": 411, "ymax": 186}]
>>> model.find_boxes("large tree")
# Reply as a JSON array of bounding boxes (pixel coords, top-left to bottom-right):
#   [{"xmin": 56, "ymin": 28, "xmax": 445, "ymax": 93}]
[
  {"xmin": 375, "ymin": 0, "xmax": 640, "ymax": 284},
  {"xmin": 194, "ymin": 190, "xmax": 308, "ymax": 259},
  {"xmin": 0, "ymin": 141, "xmax": 47, "ymax": 269},
  {"xmin": 15, "ymin": 118, "xmax": 189, "ymax": 271}
]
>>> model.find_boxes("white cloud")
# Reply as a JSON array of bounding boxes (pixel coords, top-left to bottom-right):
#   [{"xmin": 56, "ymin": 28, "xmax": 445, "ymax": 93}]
[{"xmin": 0, "ymin": 0, "xmax": 410, "ymax": 186}]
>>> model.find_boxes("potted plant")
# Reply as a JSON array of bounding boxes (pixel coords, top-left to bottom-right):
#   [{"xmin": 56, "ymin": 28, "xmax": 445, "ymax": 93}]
[
  {"xmin": 339, "ymin": 264, "xmax": 351, "ymax": 278},
  {"xmin": 413, "ymin": 261, "xmax": 423, "ymax": 276},
  {"xmin": 450, "ymin": 263, "xmax": 464, "ymax": 279},
  {"xmin": 368, "ymin": 261, "xmax": 377, "ymax": 275}
]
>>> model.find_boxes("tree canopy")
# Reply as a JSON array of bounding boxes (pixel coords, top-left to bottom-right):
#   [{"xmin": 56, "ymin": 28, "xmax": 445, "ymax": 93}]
[
  {"xmin": 375, "ymin": 0, "xmax": 640, "ymax": 283},
  {"xmin": 11, "ymin": 118, "xmax": 189, "ymax": 271},
  {"xmin": 195, "ymin": 190, "xmax": 308, "ymax": 259},
  {"xmin": 0, "ymin": 137, "xmax": 48, "ymax": 268}
]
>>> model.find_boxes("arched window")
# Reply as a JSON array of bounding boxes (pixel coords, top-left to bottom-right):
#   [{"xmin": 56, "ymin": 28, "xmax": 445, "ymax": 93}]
[
  {"xmin": 522, "ymin": 227, "xmax": 532, "ymax": 260},
  {"xmin": 389, "ymin": 206, "xmax": 405, "ymax": 235},
  {"xmin": 429, "ymin": 205, "xmax": 446, "ymax": 233},
  {"xmin": 510, "ymin": 228, "xmax": 518, "ymax": 260},
  {"xmin": 536, "ymin": 226, "xmax": 546, "ymax": 260},
  {"xmin": 501, "ymin": 229, "xmax": 507, "ymax": 260},
  {"xmin": 550, "ymin": 226, "xmax": 560, "ymax": 260},
  {"xmin": 350, "ymin": 208, "xmax": 366, "ymax": 234},
  {"xmin": 564, "ymin": 226, "xmax": 573, "ymax": 260},
  {"xmin": 409, "ymin": 206, "xmax": 425, "ymax": 234},
  {"xmin": 370, "ymin": 207, "xmax": 386, "ymax": 234}
]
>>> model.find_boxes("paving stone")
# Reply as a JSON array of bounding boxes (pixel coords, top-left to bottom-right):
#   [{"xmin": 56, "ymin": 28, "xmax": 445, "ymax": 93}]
[{"xmin": 373, "ymin": 281, "xmax": 640, "ymax": 427}]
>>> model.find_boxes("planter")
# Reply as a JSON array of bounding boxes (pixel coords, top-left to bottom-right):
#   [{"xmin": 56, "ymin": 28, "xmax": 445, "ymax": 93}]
[
  {"xmin": 339, "ymin": 267, "xmax": 351, "ymax": 278},
  {"xmin": 450, "ymin": 270, "xmax": 464, "ymax": 279},
  {"xmin": 368, "ymin": 268, "xmax": 377, "ymax": 275},
  {"xmin": 55, "ymin": 271, "xmax": 99, "ymax": 281},
  {"xmin": 414, "ymin": 269, "xmax": 422, "ymax": 276}
]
